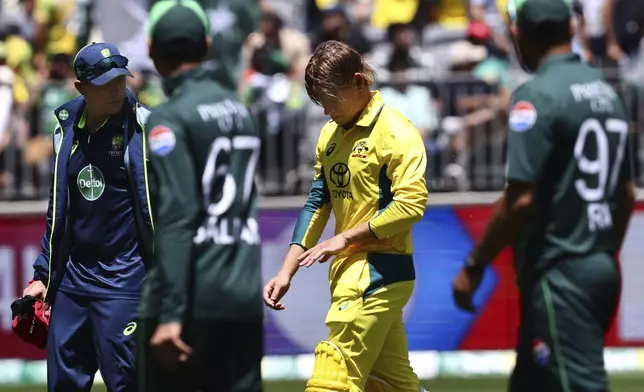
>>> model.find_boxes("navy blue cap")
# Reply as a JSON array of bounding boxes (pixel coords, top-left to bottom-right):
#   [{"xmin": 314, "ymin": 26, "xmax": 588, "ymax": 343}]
[{"xmin": 73, "ymin": 42, "xmax": 133, "ymax": 86}]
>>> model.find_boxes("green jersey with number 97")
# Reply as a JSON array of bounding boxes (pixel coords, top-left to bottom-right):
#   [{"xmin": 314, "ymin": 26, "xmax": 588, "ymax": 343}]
[{"xmin": 506, "ymin": 53, "xmax": 632, "ymax": 286}]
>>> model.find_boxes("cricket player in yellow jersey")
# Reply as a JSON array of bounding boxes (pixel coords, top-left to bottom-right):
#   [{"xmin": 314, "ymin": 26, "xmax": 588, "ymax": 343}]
[{"xmin": 263, "ymin": 40, "xmax": 428, "ymax": 392}]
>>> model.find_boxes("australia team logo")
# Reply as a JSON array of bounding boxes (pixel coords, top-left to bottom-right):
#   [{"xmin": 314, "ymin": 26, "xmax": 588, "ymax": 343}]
[
  {"xmin": 77, "ymin": 165, "xmax": 105, "ymax": 201},
  {"xmin": 351, "ymin": 140, "xmax": 369, "ymax": 159},
  {"xmin": 509, "ymin": 101, "xmax": 537, "ymax": 132},
  {"xmin": 149, "ymin": 125, "xmax": 177, "ymax": 156},
  {"xmin": 110, "ymin": 136, "xmax": 123, "ymax": 157}
]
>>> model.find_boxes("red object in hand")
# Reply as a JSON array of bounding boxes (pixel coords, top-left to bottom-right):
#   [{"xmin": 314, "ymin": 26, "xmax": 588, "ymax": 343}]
[
  {"xmin": 467, "ymin": 20, "xmax": 491, "ymax": 42},
  {"xmin": 11, "ymin": 283, "xmax": 50, "ymax": 349}
]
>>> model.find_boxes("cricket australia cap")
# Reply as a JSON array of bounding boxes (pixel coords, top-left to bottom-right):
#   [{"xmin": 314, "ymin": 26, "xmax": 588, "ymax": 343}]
[
  {"xmin": 74, "ymin": 42, "xmax": 133, "ymax": 86},
  {"xmin": 148, "ymin": 0, "xmax": 210, "ymax": 47},
  {"xmin": 507, "ymin": 0, "xmax": 572, "ymax": 28}
]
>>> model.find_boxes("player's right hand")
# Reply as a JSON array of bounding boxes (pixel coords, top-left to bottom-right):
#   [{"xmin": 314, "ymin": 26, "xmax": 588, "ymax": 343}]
[
  {"xmin": 22, "ymin": 280, "xmax": 47, "ymax": 301},
  {"xmin": 263, "ymin": 273, "xmax": 291, "ymax": 311}
]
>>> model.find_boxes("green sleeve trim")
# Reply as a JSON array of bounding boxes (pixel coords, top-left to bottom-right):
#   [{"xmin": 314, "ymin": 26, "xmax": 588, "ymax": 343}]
[{"xmin": 291, "ymin": 171, "xmax": 330, "ymax": 245}]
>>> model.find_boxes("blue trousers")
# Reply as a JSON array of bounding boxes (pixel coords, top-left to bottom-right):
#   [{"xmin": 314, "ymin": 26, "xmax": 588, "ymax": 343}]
[{"xmin": 47, "ymin": 290, "xmax": 139, "ymax": 392}]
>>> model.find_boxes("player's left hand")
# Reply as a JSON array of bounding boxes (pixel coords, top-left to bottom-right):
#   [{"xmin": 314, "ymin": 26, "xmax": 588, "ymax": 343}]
[
  {"xmin": 298, "ymin": 234, "xmax": 349, "ymax": 267},
  {"xmin": 452, "ymin": 266, "xmax": 484, "ymax": 313},
  {"xmin": 150, "ymin": 322, "xmax": 192, "ymax": 372}
]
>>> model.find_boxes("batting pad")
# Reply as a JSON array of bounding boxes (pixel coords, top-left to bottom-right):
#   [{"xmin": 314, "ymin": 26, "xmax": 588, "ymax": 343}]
[{"xmin": 305, "ymin": 341, "xmax": 351, "ymax": 392}]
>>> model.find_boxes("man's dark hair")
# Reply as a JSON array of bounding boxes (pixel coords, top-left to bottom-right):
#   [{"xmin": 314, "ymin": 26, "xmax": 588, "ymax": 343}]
[
  {"xmin": 522, "ymin": 21, "xmax": 572, "ymax": 49},
  {"xmin": 261, "ymin": 11, "xmax": 283, "ymax": 31},
  {"xmin": 51, "ymin": 53, "xmax": 73, "ymax": 67},
  {"xmin": 387, "ymin": 52, "xmax": 415, "ymax": 73},
  {"xmin": 387, "ymin": 23, "xmax": 411, "ymax": 43},
  {"xmin": 151, "ymin": 38, "xmax": 208, "ymax": 69}
]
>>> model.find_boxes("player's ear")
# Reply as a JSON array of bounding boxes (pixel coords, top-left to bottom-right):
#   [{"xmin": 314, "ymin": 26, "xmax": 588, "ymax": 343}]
[
  {"xmin": 74, "ymin": 80, "xmax": 84, "ymax": 95},
  {"xmin": 147, "ymin": 39, "xmax": 153, "ymax": 59},
  {"xmin": 353, "ymin": 73, "xmax": 365, "ymax": 90},
  {"xmin": 568, "ymin": 18, "xmax": 575, "ymax": 38},
  {"xmin": 508, "ymin": 23, "xmax": 518, "ymax": 40}
]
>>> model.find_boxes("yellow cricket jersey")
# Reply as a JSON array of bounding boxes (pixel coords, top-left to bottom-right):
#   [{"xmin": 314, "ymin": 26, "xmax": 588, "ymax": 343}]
[
  {"xmin": 291, "ymin": 91, "xmax": 428, "ymax": 292},
  {"xmin": 35, "ymin": 0, "xmax": 77, "ymax": 56},
  {"xmin": 436, "ymin": 0, "xmax": 468, "ymax": 28}
]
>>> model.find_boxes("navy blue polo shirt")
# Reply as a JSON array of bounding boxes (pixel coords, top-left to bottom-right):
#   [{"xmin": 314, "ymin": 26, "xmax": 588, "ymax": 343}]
[{"xmin": 58, "ymin": 107, "xmax": 145, "ymax": 299}]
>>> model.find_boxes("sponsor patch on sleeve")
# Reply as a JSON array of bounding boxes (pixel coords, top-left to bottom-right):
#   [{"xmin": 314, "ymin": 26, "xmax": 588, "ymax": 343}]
[
  {"xmin": 509, "ymin": 100, "xmax": 537, "ymax": 132},
  {"xmin": 148, "ymin": 125, "xmax": 177, "ymax": 156}
]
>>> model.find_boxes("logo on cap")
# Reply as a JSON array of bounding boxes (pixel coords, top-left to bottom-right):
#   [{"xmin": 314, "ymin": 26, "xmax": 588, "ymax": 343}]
[
  {"xmin": 101, "ymin": 48, "xmax": 111, "ymax": 58},
  {"xmin": 59, "ymin": 110, "xmax": 69, "ymax": 121}
]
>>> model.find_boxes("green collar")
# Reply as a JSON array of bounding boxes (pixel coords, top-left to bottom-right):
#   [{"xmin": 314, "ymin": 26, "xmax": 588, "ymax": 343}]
[
  {"xmin": 163, "ymin": 66, "xmax": 209, "ymax": 95},
  {"xmin": 536, "ymin": 52, "xmax": 580, "ymax": 75}
]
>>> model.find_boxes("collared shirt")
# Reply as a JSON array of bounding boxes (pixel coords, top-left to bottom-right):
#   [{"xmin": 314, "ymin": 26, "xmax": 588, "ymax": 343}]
[
  {"xmin": 292, "ymin": 91, "xmax": 428, "ymax": 256},
  {"xmin": 60, "ymin": 105, "xmax": 144, "ymax": 298}
]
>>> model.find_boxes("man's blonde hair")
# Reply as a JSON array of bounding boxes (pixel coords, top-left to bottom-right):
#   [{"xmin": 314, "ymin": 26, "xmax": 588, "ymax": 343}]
[{"xmin": 305, "ymin": 40, "xmax": 376, "ymax": 106}]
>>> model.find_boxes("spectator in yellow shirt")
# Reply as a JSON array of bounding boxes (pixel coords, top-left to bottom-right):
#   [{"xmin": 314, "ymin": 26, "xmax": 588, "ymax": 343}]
[
  {"xmin": 431, "ymin": 0, "xmax": 468, "ymax": 29},
  {"xmin": 33, "ymin": 0, "xmax": 77, "ymax": 73},
  {"xmin": 370, "ymin": 0, "xmax": 419, "ymax": 29}
]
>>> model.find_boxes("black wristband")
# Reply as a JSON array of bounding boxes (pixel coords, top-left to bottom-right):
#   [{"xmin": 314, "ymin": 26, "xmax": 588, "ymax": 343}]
[{"xmin": 464, "ymin": 256, "xmax": 485, "ymax": 272}]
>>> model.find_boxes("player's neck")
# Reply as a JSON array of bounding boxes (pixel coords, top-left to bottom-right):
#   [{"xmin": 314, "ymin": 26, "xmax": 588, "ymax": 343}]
[
  {"xmin": 85, "ymin": 110, "xmax": 110, "ymax": 134},
  {"xmin": 342, "ymin": 91, "xmax": 373, "ymax": 129},
  {"xmin": 539, "ymin": 44, "xmax": 573, "ymax": 67},
  {"xmin": 168, "ymin": 63, "xmax": 201, "ymax": 79}
]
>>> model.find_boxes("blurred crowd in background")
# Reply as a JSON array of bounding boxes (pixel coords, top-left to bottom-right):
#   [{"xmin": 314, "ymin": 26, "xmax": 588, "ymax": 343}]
[{"xmin": 0, "ymin": 0, "xmax": 644, "ymax": 199}]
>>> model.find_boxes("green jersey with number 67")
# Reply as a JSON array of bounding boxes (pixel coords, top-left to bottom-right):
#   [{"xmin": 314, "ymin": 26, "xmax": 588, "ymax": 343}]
[
  {"xmin": 140, "ymin": 66, "xmax": 262, "ymax": 323},
  {"xmin": 506, "ymin": 53, "xmax": 632, "ymax": 285}
]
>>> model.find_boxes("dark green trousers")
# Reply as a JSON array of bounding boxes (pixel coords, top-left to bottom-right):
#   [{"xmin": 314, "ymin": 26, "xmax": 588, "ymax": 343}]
[
  {"xmin": 510, "ymin": 252, "xmax": 620, "ymax": 392},
  {"xmin": 137, "ymin": 318, "xmax": 263, "ymax": 392}
]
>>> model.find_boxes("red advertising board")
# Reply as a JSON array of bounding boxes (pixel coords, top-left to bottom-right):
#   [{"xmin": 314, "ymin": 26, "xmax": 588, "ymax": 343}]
[
  {"xmin": 0, "ymin": 216, "xmax": 49, "ymax": 359},
  {"xmin": 2, "ymin": 205, "xmax": 644, "ymax": 359}
]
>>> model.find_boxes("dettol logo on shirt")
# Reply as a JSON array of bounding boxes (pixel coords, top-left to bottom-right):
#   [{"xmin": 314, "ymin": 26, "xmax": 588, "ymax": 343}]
[{"xmin": 77, "ymin": 164, "xmax": 105, "ymax": 201}]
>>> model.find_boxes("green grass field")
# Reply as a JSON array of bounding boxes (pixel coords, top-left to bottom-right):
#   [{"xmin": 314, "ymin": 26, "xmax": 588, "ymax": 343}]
[{"xmin": 2, "ymin": 374, "xmax": 644, "ymax": 392}]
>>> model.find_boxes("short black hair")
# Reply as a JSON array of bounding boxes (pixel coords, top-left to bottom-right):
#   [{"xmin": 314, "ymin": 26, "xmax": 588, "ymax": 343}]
[
  {"xmin": 387, "ymin": 53, "xmax": 415, "ymax": 73},
  {"xmin": 51, "ymin": 53, "xmax": 73, "ymax": 67},
  {"xmin": 387, "ymin": 23, "xmax": 412, "ymax": 42},
  {"xmin": 522, "ymin": 21, "xmax": 572, "ymax": 49},
  {"xmin": 261, "ymin": 11, "xmax": 283, "ymax": 30},
  {"xmin": 151, "ymin": 38, "xmax": 208, "ymax": 69}
]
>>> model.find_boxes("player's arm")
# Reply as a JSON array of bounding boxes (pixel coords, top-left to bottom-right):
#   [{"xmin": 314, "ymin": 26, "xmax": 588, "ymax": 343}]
[
  {"xmin": 26, "ymin": 124, "xmax": 63, "ymax": 299},
  {"xmin": 368, "ymin": 125, "xmax": 428, "ymax": 240},
  {"xmin": 602, "ymin": 0, "xmax": 623, "ymax": 60},
  {"xmin": 32, "ymin": 124, "xmax": 63, "ymax": 283},
  {"xmin": 468, "ymin": 87, "xmax": 554, "ymax": 268},
  {"xmin": 614, "ymin": 141, "xmax": 636, "ymax": 249},
  {"xmin": 280, "ymin": 135, "xmax": 333, "ymax": 279},
  {"xmin": 146, "ymin": 111, "xmax": 199, "ymax": 324}
]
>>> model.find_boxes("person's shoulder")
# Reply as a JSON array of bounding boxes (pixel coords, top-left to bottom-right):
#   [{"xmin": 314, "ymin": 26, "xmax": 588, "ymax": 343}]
[
  {"xmin": 379, "ymin": 105, "xmax": 421, "ymax": 139},
  {"xmin": 54, "ymin": 94, "xmax": 84, "ymax": 113},
  {"xmin": 317, "ymin": 120, "xmax": 337, "ymax": 146},
  {"xmin": 146, "ymin": 100, "xmax": 182, "ymax": 133},
  {"xmin": 174, "ymin": 78, "xmax": 234, "ymax": 104},
  {"xmin": 510, "ymin": 76, "xmax": 559, "ymax": 111}
]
